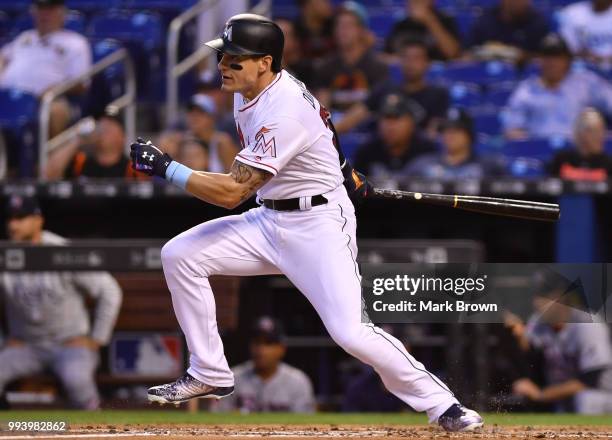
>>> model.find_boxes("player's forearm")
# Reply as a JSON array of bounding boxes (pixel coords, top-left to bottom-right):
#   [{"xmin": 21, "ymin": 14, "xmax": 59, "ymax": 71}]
[
  {"xmin": 538, "ymin": 380, "xmax": 586, "ymax": 402},
  {"xmin": 186, "ymin": 171, "xmax": 251, "ymax": 209}
]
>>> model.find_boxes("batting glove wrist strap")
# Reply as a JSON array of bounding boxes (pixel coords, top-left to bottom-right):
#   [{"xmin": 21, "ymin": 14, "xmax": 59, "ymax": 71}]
[{"xmin": 166, "ymin": 161, "xmax": 193, "ymax": 190}]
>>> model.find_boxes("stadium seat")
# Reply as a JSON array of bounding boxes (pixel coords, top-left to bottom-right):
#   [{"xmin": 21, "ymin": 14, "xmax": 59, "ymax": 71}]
[
  {"xmin": 65, "ymin": 0, "xmax": 120, "ymax": 13},
  {"xmin": 85, "ymin": 39, "xmax": 127, "ymax": 116},
  {"xmin": 118, "ymin": 0, "xmax": 198, "ymax": 14},
  {"xmin": 0, "ymin": 11, "xmax": 9, "ymax": 39},
  {"xmin": 88, "ymin": 10, "xmax": 164, "ymax": 99},
  {"xmin": 448, "ymin": 82, "xmax": 482, "ymax": 109},
  {"xmin": 507, "ymin": 157, "xmax": 547, "ymax": 177},
  {"xmin": 504, "ymin": 137, "xmax": 569, "ymax": 162},
  {"xmin": 370, "ymin": 11, "xmax": 398, "ymax": 40},
  {"xmin": 485, "ymin": 87, "xmax": 514, "ymax": 108},
  {"xmin": 427, "ymin": 60, "xmax": 517, "ymax": 86},
  {"xmin": 0, "ymin": 88, "xmax": 39, "ymax": 177},
  {"xmin": 0, "ymin": 0, "xmax": 29, "ymax": 14},
  {"xmin": 10, "ymin": 10, "xmax": 87, "ymax": 37},
  {"xmin": 473, "ymin": 112, "xmax": 502, "ymax": 136}
]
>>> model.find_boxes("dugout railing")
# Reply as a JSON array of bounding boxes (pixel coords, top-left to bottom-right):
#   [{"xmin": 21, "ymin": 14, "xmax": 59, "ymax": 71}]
[
  {"xmin": 38, "ymin": 48, "xmax": 137, "ymax": 179},
  {"xmin": 165, "ymin": 0, "xmax": 272, "ymax": 127}
]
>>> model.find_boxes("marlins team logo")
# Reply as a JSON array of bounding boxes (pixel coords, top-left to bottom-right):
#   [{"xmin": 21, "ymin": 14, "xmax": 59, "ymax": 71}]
[
  {"xmin": 251, "ymin": 126, "xmax": 277, "ymax": 159},
  {"xmin": 223, "ymin": 25, "xmax": 233, "ymax": 42}
]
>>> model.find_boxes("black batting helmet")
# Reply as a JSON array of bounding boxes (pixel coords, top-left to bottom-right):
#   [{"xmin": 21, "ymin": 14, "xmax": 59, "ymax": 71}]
[{"xmin": 205, "ymin": 14, "xmax": 284, "ymax": 73}]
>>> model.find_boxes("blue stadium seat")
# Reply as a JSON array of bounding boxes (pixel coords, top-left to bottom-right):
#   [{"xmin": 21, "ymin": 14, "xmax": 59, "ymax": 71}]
[
  {"xmin": 605, "ymin": 138, "xmax": 612, "ymax": 155},
  {"xmin": 370, "ymin": 11, "xmax": 398, "ymax": 40},
  {"xmin": 88, "ymin": 10, "xmax": 164, "ymax": 99},
  {"xmin": 0, "ymin": 0, "xmax": 29, "ymax": 14},
  {"xmin": 66, "ymin": 0, "xmax": 120, "ymax": 13},
  {"xmin": 118, "ymin": 0, "xmax": 198, "ymax": 13},
  {"xmin": 508, "ymin": 157, "xmax": 547, "ymax": 177},
  {"xmin": 0, "ymin": 88, "xmax": 39, "ymax": 177},
  {"xmin": 86, "ymin": 39, "xmax": 127, "ymax": 116},
  {"xmin": 0, "ymin": 11, "xmax": 9, "ymax": 39},
  {"xmin": 448, "ymin": 82, "xmax": 482, "ymax": 109},
  {"xmin": 473, "ymin": 112, "xmax": 502, "ymax": 136},
  {"xmin": 339, "ymin": 131, "xmax": 371, "ymax": 162},
  {"xmin": 427, "ymin": 60, "xmax": 517, "ymax": 86},
  {"xmin": 485, "ymin": 87, "xmax": 514, "ymax": 108},
  {"xmin": 504, "ymin": 137, "xmax": 569, "ymax": 162},
  {"xmin": 10, "ymin": 10, "xmax": 87, "ymax": 37},
  {"xmin": 453, "ymin": 9, "xmax": 482, "ymax": 41}
]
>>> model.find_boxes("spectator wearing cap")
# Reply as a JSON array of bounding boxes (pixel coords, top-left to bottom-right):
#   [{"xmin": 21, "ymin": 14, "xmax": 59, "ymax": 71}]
[
  {"xmin": 0, "ymin": 195, "xmax": 122, "ymax": 409},
  {"xmin": 407, "ymin": 108, "xmax": 506, "ymax": 180},
  {"xmin": 558, "ymin": 0, "xmax": 612, "ymax": 65},
  {"xmin": 549, "ymin": 108, "xmax": 612, "ymax": 181},
  {"xmin": 385, "ymin": 0, "xmax": 461, "ymax": 61},
  {"xmin": 466, "ymin": 0, "xmax": 550, "ymax": 61},
  {"xmin": 502, "ymin": 33, "xmax": 612, "ymax": 141},
  {"xmin": 275, "ymin": 18, "xmax": 316, "ymax": 88},
  {"xmin": 314, "ymin": 2, "xmax": 388, "ymax": 112},
  {"xmin": 45, "ymin": 111, "xmax": 144, "ymax": 180},
  {"xmin": 0, "ymin": 0, "xmax": 92, "ymax": 138},
  {"xmin": 336, "ymin": 37, "xmax": 449, "ymax": 138},
  {"xmin": 213, "ymin": 317, "xmax": 315, "ymax": 413},
  {"xmin": 294, "ymin": 0, "xmax": 335, "ymax": 61},
  {"xmin": 353, "ymin": 92, "xmax": 436, "ymax": 178},
  {"xmin": 182, "ymin": 94, "xmax": 237, "ymax": 173}
]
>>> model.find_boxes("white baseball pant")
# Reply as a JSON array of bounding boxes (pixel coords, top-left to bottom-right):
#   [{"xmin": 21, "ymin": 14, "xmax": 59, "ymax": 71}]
[{"xmin": 161, "ymin": 185, "xmax": 459, "ymax": 421}]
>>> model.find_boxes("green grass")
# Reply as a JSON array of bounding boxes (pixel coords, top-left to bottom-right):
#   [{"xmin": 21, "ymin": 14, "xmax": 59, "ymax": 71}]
[{"xmin": 0, "ymin": 411, "xmax": 611, "ymax": 426}]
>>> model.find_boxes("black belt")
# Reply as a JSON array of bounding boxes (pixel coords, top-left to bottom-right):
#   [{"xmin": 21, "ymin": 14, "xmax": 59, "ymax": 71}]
[{"xmin": 262, "ymin": 195, "xmax": 328, "ymax": 211}]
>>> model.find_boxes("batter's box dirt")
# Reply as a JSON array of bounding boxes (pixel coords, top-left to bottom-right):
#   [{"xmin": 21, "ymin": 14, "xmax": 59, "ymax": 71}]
[{"xmin": 3, "ymin": 424, "xmax": 606, "ymax": 440}]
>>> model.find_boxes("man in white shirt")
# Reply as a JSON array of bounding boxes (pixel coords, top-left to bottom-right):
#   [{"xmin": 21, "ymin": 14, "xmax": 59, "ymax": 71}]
[
  {"xmin": 558, "ymin": 0, "xmax": 612, "ymax": 65},
  {"xmin": 130, "ymin": 14, "xmax": 483, "ymax": 432},
  {"xmin": 0, "ymin": 0, "xmax": 92, "ymax": 137}
]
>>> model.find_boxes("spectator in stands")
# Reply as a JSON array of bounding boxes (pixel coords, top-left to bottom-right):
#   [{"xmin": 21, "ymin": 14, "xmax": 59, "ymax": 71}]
[
  {"xmin": 314, "ymin": 2, "xmax": 388, "ymax": 112},
  {"xmin": 177, "ymin": 138, "xmax": 209, "ymax": 171},
  {"xmin": 549, "ymin": 108, "xmax": 612, "ymax": 181},
  {"xmin": 502, "ymin": 33, "xmax": 612, "ymax": 141},
  {"xmin": 214, "ymin": 317, "xmax": 315, "ymax": 413},
  {"xmin": 385, "ymin": 0, "xmax": 461, "ymax": 61},
  {"xmin": 0, "ymin": 195, "xmax": 122, "ymax": 409},
  {"xmin": 407, "ymin": 108, "xmax": 506, "ymax": 179},
  {"xmin": 336, "ymin": 37, "xmax": 449, "ymax": 138},
  {"xmin": 0, "ymin": 0, "xmax": 92, "ymax": 138},
  {"xmin": 467, "ymin": 0, "xmax": 550, "ymax": 61},
  {"xmin": 294, "ymin": 0, "xmax": 335, "ymax": 60},
  {"xmin": 506, "ymin": 268, "xmax": 612, "ymax": 413},
  {"xmin": 354, "ymin": 92, "xmax": 436, "ymax": 178},
  {"xmin": 45, "ymin": 110, "xmax": 143, "ymax": 180},
  {"xmin": 558, "ymin": 0, "xmax": 612, "ymax": 65},
  {"xmin": 183, "ymin": 94, "xmax": 237, "ymax": 173},
  {"xmin": 275, "ymin": 18, "xmax": 315, "ymax": 88}
]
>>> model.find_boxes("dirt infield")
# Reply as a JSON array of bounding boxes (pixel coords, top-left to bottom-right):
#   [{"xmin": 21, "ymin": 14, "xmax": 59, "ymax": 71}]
[{"xmin": 2, "ymin": 424, "xmax": 611, "ymax": 440}]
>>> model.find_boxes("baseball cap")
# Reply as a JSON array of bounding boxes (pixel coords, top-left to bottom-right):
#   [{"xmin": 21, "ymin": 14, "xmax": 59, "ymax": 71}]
[
  {"xmin": 33, "ymin": 0, "xmax": 65, "ymax": 6},
  {"xmin": 378, "ymin": 92, "xmax": 424, "ymax": 122},
  {"xmin": 251, "ymin": 316, "xmax": 285, "ymax": 344},
  {"xmin": 6, "ymin": 195, "xmax": 42, "ymax": 219},
  {"xmin": 440, "ymin": 107, "xmax": 475, "ymax": 140},
  {"xmin": 187, "ymin": 94, "xmax": 216, "ymax": 114},
  {"xmin": 338, "ymin": 1, "xmax": 369, "ymax": 27},
  {"xmin": 538, "ymin": 33, "xmax": 571, "ymax": 57}
]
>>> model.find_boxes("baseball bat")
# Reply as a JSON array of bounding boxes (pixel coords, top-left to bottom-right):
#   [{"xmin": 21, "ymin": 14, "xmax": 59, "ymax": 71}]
[{"xmin": 371, "ymin": 188, "xmax": 560, "ymax": 222}]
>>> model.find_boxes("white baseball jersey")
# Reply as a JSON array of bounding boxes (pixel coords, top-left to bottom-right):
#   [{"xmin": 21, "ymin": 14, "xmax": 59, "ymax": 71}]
[
  {"xmin": 0, "ymin": 29, "xmax": 92, "ymax": 96},
  {"xmin": 558, "ymin": 1, "xmax": 612, "ymax": 58},
  {"xmin": 233, "ymin": 70, "xmax": 343, "ymax": 200}
]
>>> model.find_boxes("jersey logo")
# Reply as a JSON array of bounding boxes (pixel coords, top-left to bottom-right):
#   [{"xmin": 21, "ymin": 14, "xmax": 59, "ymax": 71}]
[{"xmin": 251, "ymin": 126, "xmax": 277, "ymax": 158}]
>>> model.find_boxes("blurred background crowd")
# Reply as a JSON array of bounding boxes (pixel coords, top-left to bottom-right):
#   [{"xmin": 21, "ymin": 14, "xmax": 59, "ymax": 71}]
[{"xmin": 0, "ymin": 0, "xmax": 612, "ymax": 416}]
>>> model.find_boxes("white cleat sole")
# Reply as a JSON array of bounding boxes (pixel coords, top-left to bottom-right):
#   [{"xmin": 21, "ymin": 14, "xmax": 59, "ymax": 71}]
[{"xmin": 459, "ymin": 421, "xmax": 484, "ymax": 432}]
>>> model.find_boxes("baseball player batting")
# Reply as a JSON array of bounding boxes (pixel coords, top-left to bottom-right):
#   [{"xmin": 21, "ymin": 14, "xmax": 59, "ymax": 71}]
[{"xmin": 130, "ymin": 14, "xmax": 483, "ymax": 432}]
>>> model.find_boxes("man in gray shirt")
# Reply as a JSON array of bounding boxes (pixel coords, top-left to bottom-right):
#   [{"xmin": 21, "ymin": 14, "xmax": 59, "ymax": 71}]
[
  {"xmin": 213, "ymin": 316, "xmax": 315, "ymax": 413},
  {"xmin": 0, "ymin": 196, "xmax": 122, "ymax": 409},
  {"xmin": 507, "ymin": 269, "xmax": 612, "ymax": 413}
]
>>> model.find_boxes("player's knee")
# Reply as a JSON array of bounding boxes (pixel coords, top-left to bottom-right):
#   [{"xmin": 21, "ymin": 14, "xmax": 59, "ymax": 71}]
[
  {"xmin": 328, "ymin": 327, "xmax": 365, "ymax": 356},
  {"xmin": 161, "ymin": 238, "xmax": 185, "ymax": 269}
]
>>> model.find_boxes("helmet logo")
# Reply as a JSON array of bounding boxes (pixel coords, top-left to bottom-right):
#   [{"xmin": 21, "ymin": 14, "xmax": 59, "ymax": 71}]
[{"xmin": 223, "ymin": 25, "xmax": 233, "ymax": 42}]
